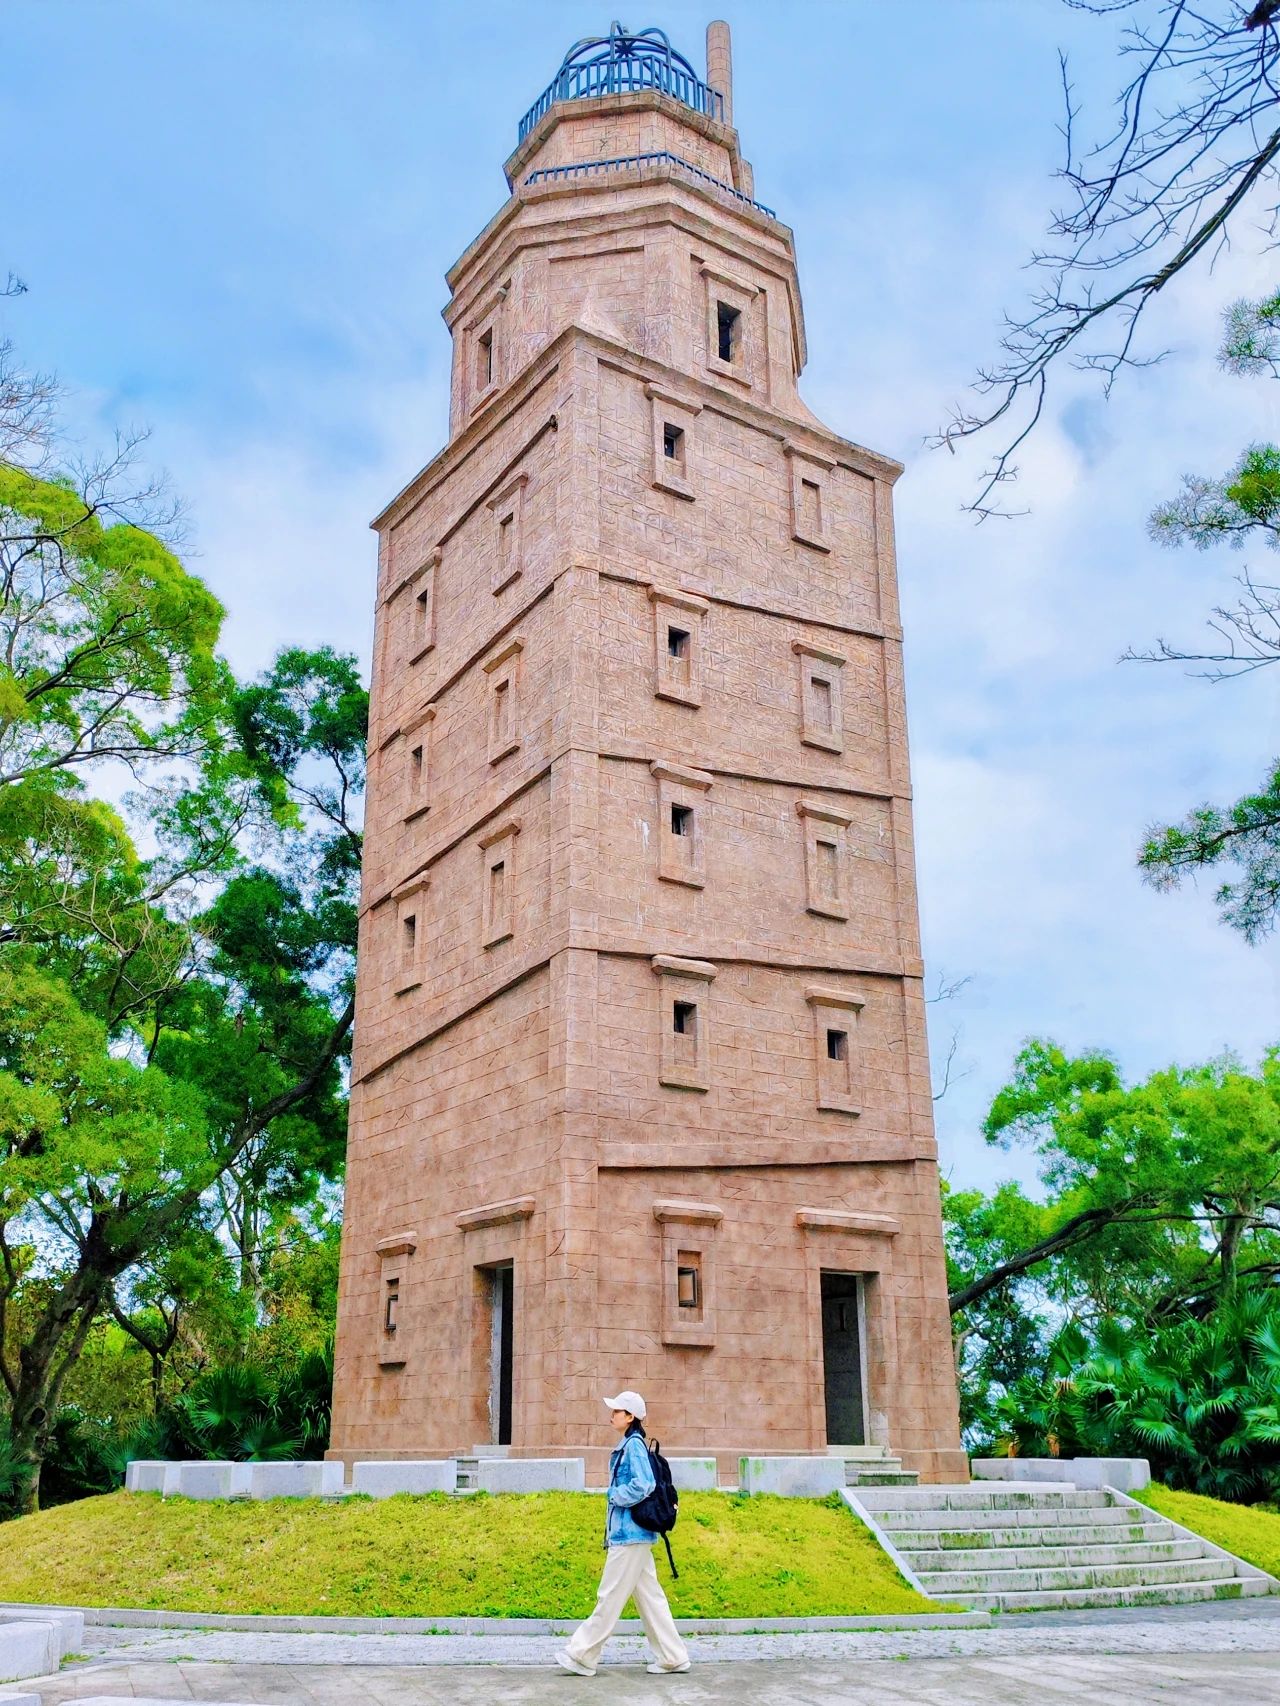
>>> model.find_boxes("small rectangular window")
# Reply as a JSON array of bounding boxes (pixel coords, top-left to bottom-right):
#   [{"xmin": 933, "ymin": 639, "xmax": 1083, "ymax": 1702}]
[
  {"xmin": 671, "ymin": 803, "xmax": 693, "ymax": 837},
  {"xmin": 717, "ymin": 301, "xmax": 741, "ymax": 364},
  {"xmin": 673, "ymin": 1000, "xmax": 697, "ymax": 1037},
  {"xmin": 800, "ymin": 478, "xmax": 822, "ymax": 537},
  {"xmin": 410, "ymin": 743, "xmax": 424, "ymax": 790},
  {"xmin": 663, "ymin": 423, "xmax": 684, "ymax": 463},
  {"xmin": 493, "ymin": 679, "xmax": 510, "ymax": 745},
  {"xmin": 401, "ymin": 912, "xmax": 417, "ymax": 972},
  {"xmin": 827, "ymin": 1028, "xmax": 848, "ymax": 1063},
  {"xmin": 677, "ymin": 1257, "xmax": 701, "ymax": 1311},
  {"xmin": 489, "ymin": 859, "xmax": 505, "ymax": 923},
  {"xmin": 416, "ymin": 584, "xmax": 431, "ymax": 645},
  {"xmin": 384, "ymin": 1280, "xmax": 399, "ymax": 1334},
  {"xmin": 477, "ymin": 327, "xmax": 494, "ymax": 389},
  {"xmin": 668, "ymin": 626, "xmax": 690, "ymax": 661}
]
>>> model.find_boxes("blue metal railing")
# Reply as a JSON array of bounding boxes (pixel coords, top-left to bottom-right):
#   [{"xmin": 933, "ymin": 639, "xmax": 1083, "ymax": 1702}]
[
  {"xmin": 525, "ymin": 150, "xmax": 775, "ymax": 220},
  {"xmin": 518, "ymin": 56, "xmax": 724, "ymax": 142}
]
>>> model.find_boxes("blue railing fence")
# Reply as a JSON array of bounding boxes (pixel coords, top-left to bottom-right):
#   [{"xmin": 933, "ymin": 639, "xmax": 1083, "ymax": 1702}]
[
  {"xmin": 519, "ymin": 54, "xmax": 724, "ymax": 142},
  {"xmin": 524, "ymin": 150, "xmax": 775, "ymax": 221}
]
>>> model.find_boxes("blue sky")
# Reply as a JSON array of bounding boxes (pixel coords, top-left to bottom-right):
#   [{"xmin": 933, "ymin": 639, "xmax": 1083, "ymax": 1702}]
[{"xmin": 4, "ymin": 0, "xmax": 1277, "ymax": 1193}]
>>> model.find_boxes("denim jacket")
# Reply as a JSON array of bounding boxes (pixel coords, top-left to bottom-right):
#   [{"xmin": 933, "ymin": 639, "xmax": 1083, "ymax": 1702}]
[{"xmin": 604, "ymin": 1428, "xmax": 656, "ymax": 1548}]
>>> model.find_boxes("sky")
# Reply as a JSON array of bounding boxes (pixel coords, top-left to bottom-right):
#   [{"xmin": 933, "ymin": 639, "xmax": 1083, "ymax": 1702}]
[{"xmin": 3, "ymin": 0, "xmax": 1277, "ymax": 1195}]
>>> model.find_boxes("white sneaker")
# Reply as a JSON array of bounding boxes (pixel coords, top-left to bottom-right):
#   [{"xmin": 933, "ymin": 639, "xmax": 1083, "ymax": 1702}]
[
  {"xmin": 646, "ymin": 1661, "xmax": 692, "ymax": 1673},
  {"xmin": 556, "ymin": 1651, "xmax": 596, "ymax": 1676}
]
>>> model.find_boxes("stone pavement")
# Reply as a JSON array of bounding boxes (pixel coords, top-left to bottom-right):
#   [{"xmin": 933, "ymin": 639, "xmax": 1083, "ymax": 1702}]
[
  {"xmin": 13, "ymin": 1652, "xmax": 1280, "ymax": 1704},
  {"xmin": 6, "ymin": 1602, "xmax": 1280, "ymax": 1704}
]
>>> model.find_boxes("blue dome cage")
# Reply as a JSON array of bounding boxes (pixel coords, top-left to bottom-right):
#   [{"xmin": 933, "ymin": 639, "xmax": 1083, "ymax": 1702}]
[{"xmin": 518, "ymin": 22, "xmax": 725, "ymax": 142}]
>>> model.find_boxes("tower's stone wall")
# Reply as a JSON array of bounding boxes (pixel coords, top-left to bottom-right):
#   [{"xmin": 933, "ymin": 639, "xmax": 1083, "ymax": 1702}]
[{"xmin": 332, "ymin": 38, "xmax": 966, "ymax": 1484}]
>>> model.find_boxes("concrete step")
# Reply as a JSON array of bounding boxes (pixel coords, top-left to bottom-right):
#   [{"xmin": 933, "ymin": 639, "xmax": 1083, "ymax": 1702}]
[
  {"xmin": 918, "ymin": 1557, "xmax": 1244, "ymax": 1595},
  {"xmin": 961, "ymin": 1576, "xmax": 1273, "ymax": 1612},
  {"xmin": 908, "ymin": 1538, "xmax": 1208, "ymax": 1573},
  {"xmin": 455, "ymin": 1457, "xmax": 478, "ymax": 1490},
  {"xmin": 856, "ymin": 1484, "xmax": 1105, "ymax": 1512},
  {"xmin": 874, "ymin": 1501, "xmax": 1154, "ymax": 1531},
  {"xmin": 891, "ymin": 1520, "xmax": 1175, "ymax": 1550},
  {"xmin": 845, "ymin": 1463, "xmax": 919, "ymax": 1488}
]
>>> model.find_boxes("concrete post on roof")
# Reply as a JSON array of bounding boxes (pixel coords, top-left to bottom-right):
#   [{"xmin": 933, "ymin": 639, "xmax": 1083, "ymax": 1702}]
[{"xmin": 706, "ymin": 20, "xmax": 733, "ymax": 125}]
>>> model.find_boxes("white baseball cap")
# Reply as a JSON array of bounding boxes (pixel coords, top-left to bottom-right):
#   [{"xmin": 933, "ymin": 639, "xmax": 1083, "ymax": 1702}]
[{"xmin": 603, "ymin": 1389, "xmax": 647, "ymax": 1419}]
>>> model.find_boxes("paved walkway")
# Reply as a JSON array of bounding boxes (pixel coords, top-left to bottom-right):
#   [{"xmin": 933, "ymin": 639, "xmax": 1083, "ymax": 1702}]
[
  {"xmin": 1, "ymin": 1602, "xmax": 1275, "ymax": 1703},
  {"xmin": 16, "ymin": 1651, "xmax": 1280, "ymax": 1704}
]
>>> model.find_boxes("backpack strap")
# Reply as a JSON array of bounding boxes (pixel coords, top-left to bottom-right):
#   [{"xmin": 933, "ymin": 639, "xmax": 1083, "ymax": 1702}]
[{"xmin": 660, "ymin": 1531, "xmax": 678, "ymax": 1579}]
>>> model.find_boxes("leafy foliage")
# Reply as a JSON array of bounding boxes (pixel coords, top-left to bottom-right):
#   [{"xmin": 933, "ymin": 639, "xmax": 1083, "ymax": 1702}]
[{"xmin": 988, "ymin": 1294, "xmax": 1280, "ymax": 1502}]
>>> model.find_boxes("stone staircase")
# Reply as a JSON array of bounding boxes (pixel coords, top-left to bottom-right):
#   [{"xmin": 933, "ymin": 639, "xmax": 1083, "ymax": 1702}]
[
  {"xmin": 830, "ymin": 1444, "xmax": 919, "ymax": 1489},
  {"xmin": 855, "ymin": 1482, "xmax": 1276, "ymax": 1611}
]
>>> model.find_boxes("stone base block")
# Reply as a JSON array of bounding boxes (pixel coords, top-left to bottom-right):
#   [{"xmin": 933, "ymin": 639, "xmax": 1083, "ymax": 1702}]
[
  {"xmin": 351, "ymin": 1460, "xmax": 458, "ymax": 1497},
  {"xmin": 972, "ymin": 1457, "xmax": 1151, "ymax": 1492},
  {"xmin": 0, "ymin": 1622, "xmax": 61, "ymax": 1684},
  {"xmin": 175, "ymin": 1461, "xmax": 253, "ymax": 1500},
  {"xmin": 125, "ymin": 1460, "xmax": 180, "ymax": 1495},
  {"xmin": 474, "ymin": 1458, "xmax": 585, "ymax": 1493},
  {"xmin": 669, "ymin": 1458, "xmax": 718, "ymax": 1491},
  {"xmin": 738, "ymin": 1455, "xmax": 847, "ymax": 1498},
  {"xmin": 247, "ymin": 1461, "xmax": 344, "ymax": 1499}
]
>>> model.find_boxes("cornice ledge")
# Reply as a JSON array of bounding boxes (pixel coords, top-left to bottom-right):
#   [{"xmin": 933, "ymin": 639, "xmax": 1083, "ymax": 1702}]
[{"xmin": 456, "ymin": 1196, "xmax": 536, "ymax": 1232}]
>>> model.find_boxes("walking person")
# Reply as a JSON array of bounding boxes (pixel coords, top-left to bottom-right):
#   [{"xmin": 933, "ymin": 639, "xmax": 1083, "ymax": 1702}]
[{"xmin": 556, "ymin": 1391, "xmax": 691, "ymax": 1676}]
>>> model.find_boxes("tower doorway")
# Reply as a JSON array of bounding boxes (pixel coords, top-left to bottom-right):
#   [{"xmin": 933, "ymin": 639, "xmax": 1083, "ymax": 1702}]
[
  {"xmin": 482, "ymin": 1262, "xmax": 514, "ymax": 1445},
  {"xmin": 820, "ymin": 1271, "xmax": 866, "ymax": 1446}
]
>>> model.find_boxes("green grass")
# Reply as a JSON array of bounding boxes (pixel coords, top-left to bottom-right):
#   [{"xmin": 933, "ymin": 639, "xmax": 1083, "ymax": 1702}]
[
  {"xmin": 0, "ymin": 1489, "xmax": 945, "ymax": 1619},
  {"xmin": 1135, "ymin": 1485, "xmax": 1280, "ymax": 1580}
]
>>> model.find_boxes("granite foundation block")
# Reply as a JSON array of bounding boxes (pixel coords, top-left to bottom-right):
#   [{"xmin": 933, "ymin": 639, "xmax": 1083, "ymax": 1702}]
[
  {"xmin": 175, "ymin": 1461, "xmax": 253, "ymax": 1500},
  {"xmin": 125, "ymin": 1460, "xmax": 181, "ymax": 1495},
  {"xmin": 247, "ymin": 1461, "xmax": 345, "ymax": 1499},
  {"xmin": 972, "ymin": 1458, "xmax": 1151, "ymax": 1493},
  {"xmin": 351, "ymin": 1460, "xmax": 458, "ymax": 1497},
  {"xmin": 473, "ymin": 1458, "xmax": 585, "ymax": 1492},
  {"xmin": 669, "ymin": 1458, "xmax": 718, "ymax": 1491},
  {"xmin": 739, "ymin": 1455, "xmax": 847, "ymax": 1497}
]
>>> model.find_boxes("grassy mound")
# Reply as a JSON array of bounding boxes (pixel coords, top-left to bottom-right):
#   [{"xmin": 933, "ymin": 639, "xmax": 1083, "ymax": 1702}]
[
  {"xmin": 0, "ymin": 1489, "xmax": 942, "ymax": 1619},
  {"xmin": 1136, "ymin": 1485, "xmax": 1280, "ymax": 1580}
]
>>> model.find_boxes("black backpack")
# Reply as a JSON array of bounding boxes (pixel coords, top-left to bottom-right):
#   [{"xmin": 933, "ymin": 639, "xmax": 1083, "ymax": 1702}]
[{"xmin": 613, "ymin": 1433, "xmax": 680, "ymax": 1577}]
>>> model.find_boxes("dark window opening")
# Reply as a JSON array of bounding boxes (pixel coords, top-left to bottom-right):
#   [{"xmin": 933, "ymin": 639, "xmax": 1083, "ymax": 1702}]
[
  {"xmin": 817, "ymin": 836, "xmax": 840, "ymax": 899},
  {"xmin": 673, "ymin": 1000, "xmax": 697, "ymax": 1037},
  {"xmin": 410, "ymin": 744, "xmax": 424, "ymax": 787},
  {"xmin": 498, "ymin": 511, "xmax": 514, "ymax": 566},
  {"xmin": 384, "ymin": 1281, "xmax": 399, "ymax": 1334},
  {"xmin": 667, "ymin": 626, "xmax": 690, "ymax": 660},
  {"xmin": 477, "ymin": 327, "xmax": 494, "ymax": 389},
  {"xmin": 489, "ymin": 859, "xmax": 506, "ymax": 922},
  {"xmin": 717, "ymin": 301, "xmax": 742, "ymax": 364},
  {"xmin": 416, "ymin": 584, "xmax": 431, "ymax": 639},
  {"xmin": 401, "ymin": 913, "xmax": 417, "ymax": 971},
  {"xmin": 677, "ymin": 1261, "xmax": 701, "ymax": 1310},
  {"xmin": 663, "ymin": 422, "xmax": 684, "ymax": 461},
  {"xmin": 671, "ymin": 803, "xmax": 693, "ymax": 837},
  {"xmin": 827, "ymin": 1028, "xmax": 848, "ymax": 1063},
  {"xmin": 493, "ymin": 678, "xmax": 511, "ymax": 743}
]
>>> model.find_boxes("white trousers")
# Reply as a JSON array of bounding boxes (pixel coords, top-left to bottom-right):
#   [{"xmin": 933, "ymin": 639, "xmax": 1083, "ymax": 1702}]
[{"xmin": 564, "ymin": 1542, "xmax": 689, "ymax": 1672}]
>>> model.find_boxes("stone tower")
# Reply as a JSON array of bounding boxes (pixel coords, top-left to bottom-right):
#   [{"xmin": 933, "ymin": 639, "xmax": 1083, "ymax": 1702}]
[{"xmin": 331, "ymin": 21, "xmax": 965, "ymax": 1485}]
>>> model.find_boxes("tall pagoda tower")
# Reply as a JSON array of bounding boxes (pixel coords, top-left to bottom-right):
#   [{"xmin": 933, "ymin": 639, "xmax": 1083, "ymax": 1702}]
[{"xmin": 331, "ymin": 21, "xmax": 965, "ymax": 1485}]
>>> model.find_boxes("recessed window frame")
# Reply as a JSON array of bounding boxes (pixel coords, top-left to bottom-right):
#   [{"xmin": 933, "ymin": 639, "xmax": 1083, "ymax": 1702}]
[
  {"xmin": 401, "ymin": 704, "xmax": 435, "ymax": 823},
  {"xmin": 392, "ymin": 876, "xmax": 429, "ymax": 996},
  {"xmin": 653, "ymin": 1199, "xmax": 721, "ymax": 1348},
  {"xmin": 376, "ymin": 1232, "xmax": 417, "ymax": 1368},
  {"xmin": 487, "ymin": 473, "xmax": 528, "ymax": 596},
  {"xmin": 652, "ymin": 954, "xmax": 715, "ymax": 1092},
  {"xmin": 792, "ymin": 640, "xmax": 847, "ymax": 754},
  {"xmin": 482, "ymin": 635, "xmax": 523, "ymax": 764},
  {"xmin": 479, "ymin": 817, "xmax": 520, "ymax": 948},
  {"xmin": 645, "ymin": 384, "xmax": 700, "ymax": 500},
  {"xmin": 468, "ymin": 303, "xmax": 503, "ymax": 415},
  {"xmin": 379, "ymin": 545, "xmax": 440, "ymax": 671},
  {"xmin": 797, "ymin": 797, "xmax": 854, "ymax": 920},
  {"xmin": 805, "ymin": 987, "xmax": 865, "ymax": 1115},
  {"xmin": 785, "ymin": 444, "xmax": 835, "ymax": 552},
  {"xmin": 648, "ymin": 584, "xmax": 709, "ymax": 707},
  {"xmin": 700, "ymin": 263, "xmax": 759, "ymax": 390},
  {"xmin": 651, "ymin": 760, "xmax": 712, "ymax": 888}
]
